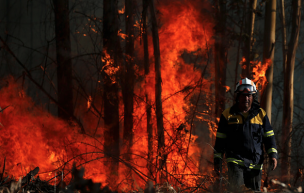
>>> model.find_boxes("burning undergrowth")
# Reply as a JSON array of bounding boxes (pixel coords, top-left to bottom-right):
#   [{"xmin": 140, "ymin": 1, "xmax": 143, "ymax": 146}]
[{"xmin": 0, "ymin": 77, "xmax": 111, "ymax": 185}]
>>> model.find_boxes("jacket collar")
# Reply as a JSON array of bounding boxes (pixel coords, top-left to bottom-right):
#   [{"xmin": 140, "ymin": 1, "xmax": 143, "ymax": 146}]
[{"xmin": 229, "ymin": 102, "xmax": 261, "ymax": 117}]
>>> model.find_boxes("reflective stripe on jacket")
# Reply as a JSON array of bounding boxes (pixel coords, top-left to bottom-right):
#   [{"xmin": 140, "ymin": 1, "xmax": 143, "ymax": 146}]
[{"xmin": 214, "ymin": 103, "xmax": 278, "ymax": 170}]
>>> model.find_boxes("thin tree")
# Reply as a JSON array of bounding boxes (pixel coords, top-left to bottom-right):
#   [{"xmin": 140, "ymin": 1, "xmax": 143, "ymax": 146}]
[
  {"xmin": 53, "ymin": 0, "xmax": 74, "ymax": 122},
  {"xmin": 149, "ymin": 0, "xmax": 166, "ymax": 182},
  {"xmin": 281, "ymin": 0, "xmax": 301, "ymax": 183},
  {"xmin": 243, "ymin": 0, "xmax": 257, "ymax": 79},
  {"xmin": 214, "ymin": 0, "xmax": 227, "ymax": 123},
  {"xmin": 233, "ymin": 1, "xmax": 247, "ymax": 91},
  {"xmin": 123, "ymin": 0, "xmax": 135, "ymax": 165},
  {"xmin": 260, "ymin": 0, "xmax": 276, "ymax": 123},
  {"xmin": 103, "ymin": 0, "xmax": 120, "ymax": 186},
  {"xmin": 142, "ymin": 0, "xmax": 154, "ymax": 179}
]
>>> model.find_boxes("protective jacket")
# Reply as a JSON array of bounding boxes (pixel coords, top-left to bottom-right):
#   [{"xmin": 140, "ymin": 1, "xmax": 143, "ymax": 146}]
[{"xmin": 214, "ymin": 102, "xmax": 277, "ymax": 170}]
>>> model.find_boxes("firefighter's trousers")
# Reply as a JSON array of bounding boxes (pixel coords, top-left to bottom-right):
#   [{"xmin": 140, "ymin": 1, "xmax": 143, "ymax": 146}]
[{"xmin": 227, "ymin": 162, "xmax": 262, "ymax": 191}]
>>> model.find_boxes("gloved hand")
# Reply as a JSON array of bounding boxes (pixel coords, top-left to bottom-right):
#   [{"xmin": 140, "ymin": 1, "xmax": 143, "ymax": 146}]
[{"xmin": 270, "ymin": 158, "xmax": 277, "ymax": 170}]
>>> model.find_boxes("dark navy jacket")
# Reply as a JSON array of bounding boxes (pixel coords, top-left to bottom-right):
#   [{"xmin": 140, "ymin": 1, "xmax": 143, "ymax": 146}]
[{"xmin": 214, "ymin": 103, "xmax": 278, "ymax": 169}]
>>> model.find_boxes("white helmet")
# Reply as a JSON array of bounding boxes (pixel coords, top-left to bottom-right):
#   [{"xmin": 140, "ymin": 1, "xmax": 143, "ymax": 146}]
[{"xmin": 235, "ymin": 78, "xmax": 257, "ymax": 94}]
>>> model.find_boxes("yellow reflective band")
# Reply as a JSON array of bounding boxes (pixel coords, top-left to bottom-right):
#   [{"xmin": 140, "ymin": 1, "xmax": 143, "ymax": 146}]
[
  {"xmin": 264, "ymin": 130, "xmax": 274, "ymax": 137},
  {"xmin": 267, "ymin": 148, "xmax": 278, "ymax": 154},
  {"xmin": 216, "ymin": 132, "xmax": 227, "ymax": 138},
  {"xmin": 226, "ymin": 158, "xmax": 244, "ymax": 165},
  {"xmin": 226, "ymin": 158, "xmax": 263, "ymax": 170},
  {"xmin": 250, "ymin": 164, "xmax": 263, "ymax": 170},
  {"xmin": 214, "ymin": 153, "xmax": 222, "ymax": 159}
]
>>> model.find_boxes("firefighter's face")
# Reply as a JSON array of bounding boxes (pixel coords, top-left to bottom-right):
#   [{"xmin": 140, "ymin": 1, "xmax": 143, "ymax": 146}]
[{"xmin": 238, "ymin": 94, "xmax": 253, "ymax": 110}]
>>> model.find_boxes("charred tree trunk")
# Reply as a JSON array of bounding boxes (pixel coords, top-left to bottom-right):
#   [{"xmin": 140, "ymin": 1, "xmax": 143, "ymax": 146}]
[
  {"xmin": 260, "ymin": 0, "xmax": 276, "ymax": 123},
  {"xmin": 214, "ymin": 0, "xmax": 227, "ymax": 122},
  {"xmin": 242, "ymin": 0, "xmax": 257, "ymax": 79},
  {"xmin": 281, "ymin": 0, "xmax": 301, "ymax": 183},
  {"xmin": 103, "ymin": 0, "xmax": 120, "ymax": 186},
  {"xmin": 143, "ymin": 0, "xmax": 154, "ymax": 179},
  {"xmin": 123, "ymin": 0, "xmax": 135, "ymax": 168},
  {"xmin": 53, "ymin": 0, "xmax": 74, "ymax": 122},
  {"xmin": 150, "ymin": 0, "xmax": 166, "ymax": 182}
]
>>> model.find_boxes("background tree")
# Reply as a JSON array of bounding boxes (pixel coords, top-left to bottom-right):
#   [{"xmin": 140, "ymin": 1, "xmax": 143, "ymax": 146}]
[
  {"xmin": 261, "ymin": 0, "xmax": 276, "ymax": 123},
  {"xmin": 142, "ymin": 0, "xmax": 154, "ymax": 179},
  {"xmin": 281, "ymin": 0, "xmax": 301, "ymax": 182},
  {"xmin": 53, "ymin": 0, "xmax": 74, "ymax": 122},
  {"xmin": 149, "ymin": 0, "xmax": 166, "ymax": 182},
  {"xmin": 123, "ymin": 0, "xmax": 135, "ymax": 173},
  {"xmin": 243, "ymin": 0, "xmax": 257, "ymax": 79},
  {"xmin": 214, "ymin": 0, "xmax": 227, "ymax": 123},
  {"xmin": 102, "ymin": 0, "xmax": 121, "ymax": 185}
]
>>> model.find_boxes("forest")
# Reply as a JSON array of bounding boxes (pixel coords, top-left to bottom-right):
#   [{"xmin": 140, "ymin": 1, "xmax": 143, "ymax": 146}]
[{"xmin": 0, "ymin": 0, "xmax": 303, "ymax": 192}]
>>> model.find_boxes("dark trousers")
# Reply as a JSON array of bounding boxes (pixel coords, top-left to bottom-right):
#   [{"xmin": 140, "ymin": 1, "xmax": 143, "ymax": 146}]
[{"xmin": 227, "ymin": 162, "xmax": 262, "ymax": 191}]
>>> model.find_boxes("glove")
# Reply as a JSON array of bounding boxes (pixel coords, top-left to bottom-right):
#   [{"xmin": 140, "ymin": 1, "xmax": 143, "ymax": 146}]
[{"xmin": 270, "ymin": 158, "xmax": 277, "ymax": 170}]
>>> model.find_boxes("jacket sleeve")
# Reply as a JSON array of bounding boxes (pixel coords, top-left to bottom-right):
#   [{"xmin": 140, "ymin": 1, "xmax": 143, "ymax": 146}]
[
  {"xmin": 262, "ymin": 113, "xmax": 278, "ymax": 159},
  {"xmin": 214, "ymin": 113, "xmax": 228, "ymax": 164}
]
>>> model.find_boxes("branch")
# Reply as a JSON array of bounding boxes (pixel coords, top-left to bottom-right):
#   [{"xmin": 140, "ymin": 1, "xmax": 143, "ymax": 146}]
[{"xmin": 0, "ymin": 35, "xmax": 86, "ymax": 134}]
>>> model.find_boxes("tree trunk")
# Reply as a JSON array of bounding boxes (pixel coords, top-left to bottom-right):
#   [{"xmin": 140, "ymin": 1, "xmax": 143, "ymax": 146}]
[
  {"xmin": 260, "ymin": 0, "xmax": 276, "ymax": 123},
  {"xmin": 123, "ymin": 0, "xmax": 135, "ymax": 169},
  {"xmin": 214, "ymin": 0, "xmax": 227, "ymax": 122},
  {"xmin": 103, "ymin": 0, "xmax": 120, "ymax": 186},
  {"xmin": 243, "ymin": 0, "xmax": 257, "ymax": 79},
  {"xmin": 233, "ymin": 1, "xmax": 246, "ymax": 91},
  {"xmin": 281, "ymin": 0, "xmax": 301, "ymax": 183},
  {"xmin": 150, "ymin": 0, "xmax": 166, "ymax": 183},
  {"xmin": 143, "ymin": 0, "xmax": 154, "ymax": 179},
  {"xmin": 53, "ymin": 0, "xmax": 74, "ymax": 122},
  {"xmin": 279, "ymin": 0, "xmax": 287, "ymax": 73}
]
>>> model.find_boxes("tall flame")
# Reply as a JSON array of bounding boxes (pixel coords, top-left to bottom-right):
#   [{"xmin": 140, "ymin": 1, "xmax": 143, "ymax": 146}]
[{"xmin": 132, "ymin": 0, "xmax": 215, "ymax": 187}]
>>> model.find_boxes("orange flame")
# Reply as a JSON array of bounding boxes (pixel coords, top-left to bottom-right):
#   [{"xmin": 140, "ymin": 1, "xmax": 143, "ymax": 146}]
[
  {"xmin": 224, "ymin": 85, "xmax": 230, "ymax": 92},
  {"xmin": 132, "ymin": 0, "xmax": 215, "ymax": 187},
  {"xmin": 118, "ymin": 6, "xmax": 125, "ymax": 14},
  {"xmin": 101, "ymin": 50, "xmax": 119, "ymax": 84},
  {"xmin": 252, "ymin": 59, "xmax": 272, "ymax": 92},
  {"xmin": 0, "ymin": 0, "xmax": 217, "ymax": 191},
  {"xmin": 87, "ymin": 96, "xmax": 92, "ymax": 109},
  {"xmin": 0, "ymin": 78, "xmax": 109, "ymax": 185},
  {"xmin": 118, "ymin": 29, "xmax": 127, "ymax": 40}
]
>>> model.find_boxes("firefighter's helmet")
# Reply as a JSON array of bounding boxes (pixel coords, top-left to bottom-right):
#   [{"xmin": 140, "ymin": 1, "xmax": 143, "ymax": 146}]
[{"xmin": 235, "ymin": 78, "xmax": 257, "ymax": 94}]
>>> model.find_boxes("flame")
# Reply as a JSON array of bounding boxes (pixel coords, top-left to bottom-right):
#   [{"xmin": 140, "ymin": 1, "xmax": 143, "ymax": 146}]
[
  {"xmin": 0, "ymin": 78, "xmax": 109, "ymax": 185},
  {"xmin": 118, "ymin": 6, "xmax": 125, "ymax": 14},
  {"xmin": 239, "ymin": 56, "xmax": 271, "ymax": 92},
  {"xmin": 0, "ymin": 0, "xmax": 218, "ymax": 191},
  {"xmin": 131, "ymin": 0, "xmax": 215, "ymax": 187},
  {"xmin": 101, "ymin": 50, "xmax": 119, "ymax": 84},
  {"xmin": 240, "ymin": 57, "xmax": 247, "ymax": 69},
  {"xmin": 87, "ymin": 96, "xmax": 92, "ymax": 109},
  {"xmin": 252, "ymin": 59, "xmax": 271, "ymax": 92},
  {"xmin": 224, "ymin": 85, "xmax": 230, "ymax": 92},
  {"xmin": 118, "ymin": 29, "xmax": 127, "ymax": 40}
]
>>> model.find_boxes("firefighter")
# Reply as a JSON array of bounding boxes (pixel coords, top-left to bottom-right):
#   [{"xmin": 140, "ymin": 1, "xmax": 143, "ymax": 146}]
[{"xmin": 213, "ymin": 77, "xmax": 278, "ymax": 191}]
